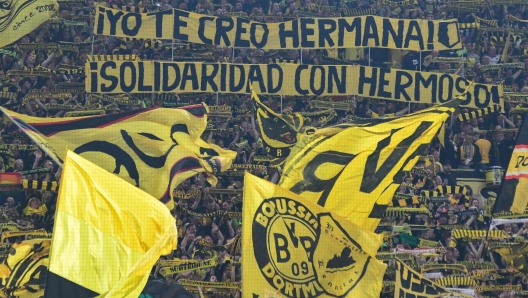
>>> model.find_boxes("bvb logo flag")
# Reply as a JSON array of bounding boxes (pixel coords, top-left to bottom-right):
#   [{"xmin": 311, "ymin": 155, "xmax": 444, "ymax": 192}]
[
  {"xmin": 0, "ymin": 0, "xmax": 58, "ymax": 48},
  {"xmin": 492, "ymin": 113, "xmax": 528, "ymax": 214},
  {"xmin": 0, "ymin": 105, "xmax": 236, "ymax": 210},
  {"xmin": 278, "ymin": 102, "xmax": 456, "ymax": 232},
  {"xmin": 251, "ymin": 88, "xmax": 308, "ymax": 159},
  {"xmin": 243, "ymin": 173, "xmax": 386, "ymax": 298}
]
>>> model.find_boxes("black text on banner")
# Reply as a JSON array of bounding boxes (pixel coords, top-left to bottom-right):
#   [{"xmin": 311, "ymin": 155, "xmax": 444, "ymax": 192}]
[
  {"xmin": 86, "ymin": 61, "xmax": 503, "ymax": 109},
  {"xmin": 94, "ymin": 6, "xmax": 461, "ymax": 51}
]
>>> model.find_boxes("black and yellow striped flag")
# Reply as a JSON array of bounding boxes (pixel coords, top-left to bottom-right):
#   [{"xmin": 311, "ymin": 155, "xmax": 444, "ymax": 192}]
[
  {"xmin": 22, "ymin": 180, "xmax": 59, "ymax": 192},
  {"xmin": 457, "ymin": 105, "xmax": 501, "ymax": 122}
]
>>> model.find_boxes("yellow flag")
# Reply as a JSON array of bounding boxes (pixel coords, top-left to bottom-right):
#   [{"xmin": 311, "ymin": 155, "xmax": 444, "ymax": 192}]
[
  {"xmin": 395, "ymin": 260, "xmax": 470, "ymax": 297},
  {"xmin": 251, "ymin": 88, "xmax": 305, "ymax": 159},
  {"xmin": 495, "ymin": 242, "xmax": 528, "ymax": 274},
  {"xmin": 1, "ymin": 105, "xmax": 236, "ymax": 210},
  {"xmin": 243, "ymin": 173, "xmax": 386, "ymax": 298},
  {"xmin": 0, "ymin": 239, "xmax": 51, "ymax": 298},
  {"xmin": 44, "ymin": 151, "xmax": 177, "ymax": 297},
  {"xmin": 278, "ymin": 104, "xmax": 455, "ymax": 232},
  {"xmin": 0, "ymin": 0, "xmax": 58, "ymax": 48}
]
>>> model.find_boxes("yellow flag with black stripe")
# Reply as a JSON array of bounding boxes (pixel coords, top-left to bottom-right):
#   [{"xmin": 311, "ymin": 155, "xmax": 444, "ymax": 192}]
[
  {"xmin": 1, "ymin": 105, "xmax": 236, "ymax": 210},
  {"xmin": 243, "ymin": 172, "xmax": 386, "ymax": 298},
  {"xmin": 278, "ymin": 103, "xmax": 456, "ymax": 232},
  {"xmin": 44, "ymin": 151, "xmax": 177, "ymax": 297},
  {"xmin": 0, "ymin": 0, "xmax": 58, "ymax": 48}
]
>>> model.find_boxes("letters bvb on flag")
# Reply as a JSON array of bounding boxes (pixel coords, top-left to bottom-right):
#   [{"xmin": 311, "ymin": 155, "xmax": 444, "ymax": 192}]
[
  {"xmin": 0, "ymin": 0, "xmax": 58, "ymax": 48},
  {"xmin": 44, "ymin": 151, "xmax": 177, "ymax": 297},
  {"xmin": 278, "ymin": 103, "xmax": 456, "ymax": 232},
  {"xmin": 493, "ymin": 113, "xmax": 528, "ymax": 214},
  {"xmin": 395, "ymin": 260, "xmax": 467, "ymax": 297},
  {"xmin": 242, "ymin": 173, "xmax": 386, "ymax": 298},
  {"xmin": 1, "ymin": 105, "xmax": 236, "ymax": 210}
]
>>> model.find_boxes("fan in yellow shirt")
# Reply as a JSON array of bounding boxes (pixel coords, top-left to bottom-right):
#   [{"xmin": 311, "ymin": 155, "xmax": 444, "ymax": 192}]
[{"xmin": 22, "ymin": 197, "xmax": 48, "ymax": 216}]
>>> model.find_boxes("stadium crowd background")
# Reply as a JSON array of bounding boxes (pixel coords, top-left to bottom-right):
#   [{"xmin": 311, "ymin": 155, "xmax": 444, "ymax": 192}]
[{"xmin": 0, "ymin": 0, "xmax": 527, "ymax": 297}]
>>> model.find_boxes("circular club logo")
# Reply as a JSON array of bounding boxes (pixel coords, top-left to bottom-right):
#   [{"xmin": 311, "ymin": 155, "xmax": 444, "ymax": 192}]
[{"xmin": 252, "ymin": 197, "xmax": 368, "ymax": 297}]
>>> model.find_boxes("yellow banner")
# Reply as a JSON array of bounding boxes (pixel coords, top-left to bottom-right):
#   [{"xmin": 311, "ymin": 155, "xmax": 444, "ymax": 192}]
[
  {"xmin": 159, "ymin": 259, "xmax": 218, "ymax": 276},
  {"xmin": 86, "ymin": 61, "xmax": 502, "ymax": 109},
  {"xmin": 0, "ymin": 0, "xmax": 58, "ymax": 48},
  {"xmin": 94, "ymin": 6, "xmax": 461, "ymax": 51},
  {"xmin": 243, "ymin": 173, "xmax": 386, "ymax": 297}
]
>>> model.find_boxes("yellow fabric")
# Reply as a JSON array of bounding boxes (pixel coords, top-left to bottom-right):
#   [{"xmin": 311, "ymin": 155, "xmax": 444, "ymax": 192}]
[
  {"xmin": 279, "ymin": 105, "xmax": 454, "ymax": 232},
  {"xmin": 243, "ymin": 173, "xmax": 386, "ymax": 297},
  {"xmin": 395, "ymin": 260, "xmax": 471, "ymax": 297},
  {"xmin": 371, "ymin": 111, "xmax": 395, "ymax": 118},
  {"xmin": 496, "ymin": 243, "xmax": 528, "ymax": 274},
  {"xmin": 48, "ymin": 151, "xmax": 178, "ymax": 297},
  {"xmin": 0, "ymin": 0, "xmax": 58, "ymax": 48},
  {"xmin": 22, "ymin": 203, "xmax": 48, "ymax": 216},
  {"xmin": 475, "ymin": 139, "xmax": 491, "ymax": 164},
  {"xmin": 1, "ymin": 106, "xmax": 236, "ymax": 210},
  {"xmin": 85, "ymin": 61, "xmax": 503, "ymax": 110},
  {"xmin": 0, "ymin": 239, "xmax": 50, "ymax": 298},
  {"xmin": 94, "ymin": 6, "xmax": 462, "ymax": 51},
  {"xmin": 343, "ymin": 48, "xmax": 364, "ymax": 61},
  {"xmin": 505, "ymin": 148, "xmax": 528, "ymax": 214}
]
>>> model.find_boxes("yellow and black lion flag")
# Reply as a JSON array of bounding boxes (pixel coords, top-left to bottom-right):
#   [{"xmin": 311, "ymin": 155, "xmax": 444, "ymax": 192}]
[
  {"xmin": 251, "ymin": 89, "xmax": 307, "ymax": 159},
  {"xmin": 243, "ymin": 172, "xmax": 386, "ymax": 298},
  {"xmin": 395, "ymin": 260, "xmax": 469, "ymax": 297},
  {"xmin": 44, "ymin": 151, "xmax": 178, "ymax": 297},
  {"xmin": 0, "ymin": 0, "xmax": 58, "ymax": 48},
  {"xmin": 278, "ymin": 102, "xmax": 456, "ymax": 232},
  {"xmin": 1, "ymin": 105, "xmax": 236, "ymax": 210},
  {"xmin": 493, "ymin": 113, "xmax": 528, "ymax": 214}
]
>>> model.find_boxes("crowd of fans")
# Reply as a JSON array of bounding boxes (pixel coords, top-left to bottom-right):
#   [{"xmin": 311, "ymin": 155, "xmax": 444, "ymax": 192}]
[{"xmin": 0, "ymin": 0, "xmax": 527, "ymax": 297}]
